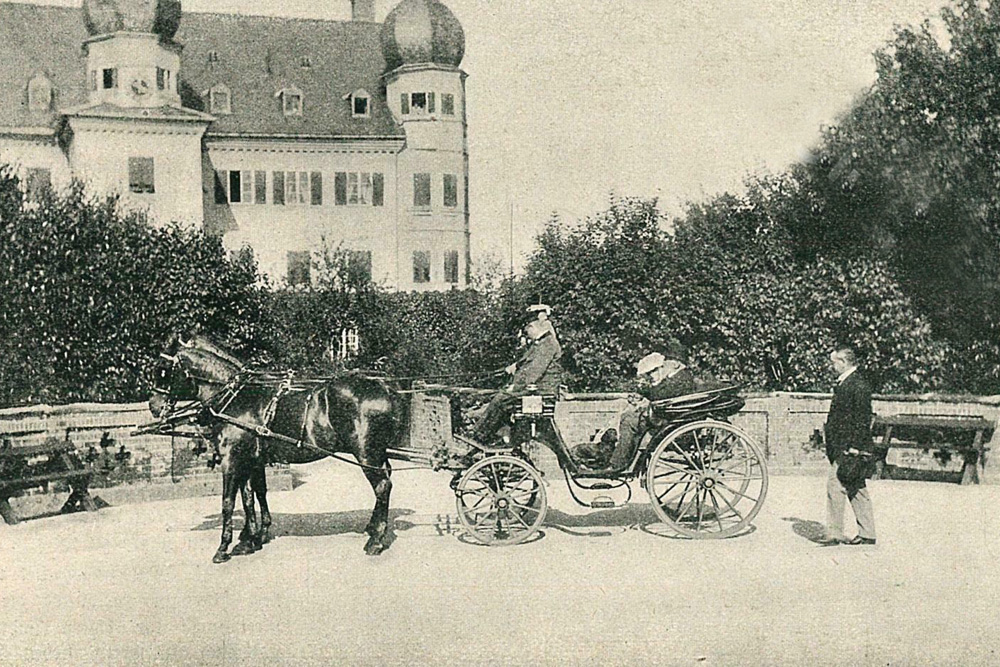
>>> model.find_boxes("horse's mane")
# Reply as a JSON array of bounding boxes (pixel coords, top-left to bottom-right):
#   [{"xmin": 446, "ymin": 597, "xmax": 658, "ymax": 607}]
[{"xmin": 184, "ymin": 335, "xmax": 247, "ymax": 373}]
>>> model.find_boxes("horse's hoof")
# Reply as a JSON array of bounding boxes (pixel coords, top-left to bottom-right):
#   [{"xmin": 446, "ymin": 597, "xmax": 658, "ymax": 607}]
[
  {"xmin": 231, "ymin": 542, "xmax": 256, "ymax": 557},
  {"xmin": 364, "ymin": 538, "xmax": 386, "ymax": 556},
  {"xmin": 212, "ymin": 551, "xmax": 231, "ymax": 564}
]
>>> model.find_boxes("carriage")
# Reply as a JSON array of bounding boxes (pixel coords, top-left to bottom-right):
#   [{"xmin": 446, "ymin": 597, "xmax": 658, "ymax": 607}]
[
  {"xmin": 392, "ymin": 383, "xmax": 768, "ymax": 545},
  {"xmin": 144, "ymin": 334, "xmax": 768, "ymax": 560}
]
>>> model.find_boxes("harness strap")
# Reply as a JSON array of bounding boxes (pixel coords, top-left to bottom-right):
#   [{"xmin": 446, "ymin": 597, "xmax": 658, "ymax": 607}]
[{"xmin": 206, "ymin": 408, "xmax": 419, "ymax": 472}]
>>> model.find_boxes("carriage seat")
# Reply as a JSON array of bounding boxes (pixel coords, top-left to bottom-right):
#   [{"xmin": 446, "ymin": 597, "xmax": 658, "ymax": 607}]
[{"xmin": 649, "ymin": 385, "xmax": 744, "ymax": 420}]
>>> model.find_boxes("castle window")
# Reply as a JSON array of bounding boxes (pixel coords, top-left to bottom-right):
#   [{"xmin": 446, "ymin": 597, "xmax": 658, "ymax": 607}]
[
  {"xmin": 282, "ymin": 171, "xmax": 309, "ymax": 205},
  {"xmin": 411, "ymin": 92, "xmax": 426, "ymax": 113},
  {"xmin": 207, "ymin": 50, "xmax": 219, "ymax": 65},
  {"xmin": 25, "ymin": 168, "xmax": 51, "ymax": 199},
  {"xmin": 442, "ymin": 93, "xmax": 455, "ymax": 115},
  {"xmin": 156, "ymin": 68, "xmax": 172, "ymax": 91},
  {"xmin": 27, "ymin": 74, "xmax": 53, "ymax": 112},
  {"xmin": 102, "ymin": 68, "xmax": 117, "ymax": 89},
  {"xmin": 334, "ymin": 172, "xmax": 383, "ymax": 207},
  {"xmin": 128, "ymin": 157, "xmax": 154, "ymax": 194},
  {"xmin": 208, "ymin": 85, "xmax": 231, "ymax": 114},
  {"xmin": 413, "ymin": 173, "xmax": 431, "ymax": 208},
  {"xmin": 348, "ymin": 250, "xmax": 372, "ymax": 283},
  {"xmin": 300, "ymin": 56, "xmax": 312, "ymax": 69},
  {"xmin": 228, "ymin": 170, "xmax": 252, "ymax": 204},
  {"xmin": 278, "ymin": 87, "xmax": 303, "ymax": 116},
  {"xmin": 443, "ymin": 174, "xmax": 458, "ymax": 208},
  {"xmin": 287, "ymin": 251, "xmax": 311, "ymax": 286},
  {"xmin": 444, "ymin": 250, "xmax": 459, "ymax": 284},
  {"xmin": 413, "ymin": 251, "xmax": 431, "ymax": 284}
]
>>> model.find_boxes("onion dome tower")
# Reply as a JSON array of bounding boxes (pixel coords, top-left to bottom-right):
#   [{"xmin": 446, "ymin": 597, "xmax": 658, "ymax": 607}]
[
  {"xmin": 380, "ymin": 0, "xmax": 465, "ymax": 72},
  {"xmin": 80, "ymin": 0, "xmax": 184, "ymax": 108},
  {"xmin": 380, "ymin": 0, "xmax": 471, "ymax": 288}
]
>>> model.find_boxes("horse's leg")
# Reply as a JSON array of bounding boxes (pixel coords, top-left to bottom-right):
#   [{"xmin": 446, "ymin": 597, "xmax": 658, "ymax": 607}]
[
  {"xmin": 214, "ymin": 459, "xmax": 239, "ymax": 564},
  {"xmin": 231, "ymin": 475, "xmax": 259, "ymax": 556},
  {"xmin": 361, "ymin": 459, "xmax": 393, "ymax": 556},
  {"xmin": 252, "ymin": 463, "xmax": 273, "ymax": 545}
]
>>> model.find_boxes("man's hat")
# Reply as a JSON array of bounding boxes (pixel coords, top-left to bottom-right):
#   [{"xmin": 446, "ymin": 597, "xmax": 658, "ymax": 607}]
[
  {"xmin": 524, "ymin": 295, "xmax": 552, "ymax": 322},
  {"xmin": 636, "ymin": 352, "xmax": 665, "ymax": 376}
]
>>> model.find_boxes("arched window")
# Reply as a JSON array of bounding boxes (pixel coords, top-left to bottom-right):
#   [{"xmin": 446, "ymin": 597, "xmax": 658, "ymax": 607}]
[
  {"xmin": 27, "ymin": 73, "xmax": 53, "ymax": 112},
  {"xmin": 276, "ymin": 86, "xmax": 303, "ymax": 117},
  {"xmin": 206, "ymin": 84, "xmax": 232, "ymax": 115}
]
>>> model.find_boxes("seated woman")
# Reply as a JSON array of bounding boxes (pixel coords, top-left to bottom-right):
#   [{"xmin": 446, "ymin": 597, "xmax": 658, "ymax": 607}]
[{"xmin": 573, "ymin": 344, "xmax": 694, "ymax": 470}]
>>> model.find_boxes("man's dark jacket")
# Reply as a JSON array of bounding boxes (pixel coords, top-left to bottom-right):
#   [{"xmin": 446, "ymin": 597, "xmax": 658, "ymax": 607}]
[
  {"xmin": 510, "ymin": 331, "xmax": 563, "ymax": 394},
  {"xmin": 824, "ymin": 369, "xmax": 873, "ymax": 463}
]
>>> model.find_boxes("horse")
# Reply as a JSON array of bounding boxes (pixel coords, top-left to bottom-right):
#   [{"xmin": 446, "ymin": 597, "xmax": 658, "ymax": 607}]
[{"xmin": 148, "ymin": 333, "xmax": 405, "ymax": 562}]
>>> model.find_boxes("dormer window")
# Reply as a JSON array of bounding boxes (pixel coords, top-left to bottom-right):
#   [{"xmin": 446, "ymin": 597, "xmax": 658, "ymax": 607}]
[
  {"xmin": 277, "ymin": 87, "xmax": 303, "ymax": 116},
  {"xmin": 207, "ymin": 84, "xmax": 232, "ymax": 114},
  {"xmin": 102, "ymin": 68, "xmax": 117, "ymax": 90},
  {"xmin": 27, "ymin": 73, "xmax": 53, "ymax": 112},
  {"xmin": 346, "ymin": 89, "xmax": 370, "ymax": 118}
]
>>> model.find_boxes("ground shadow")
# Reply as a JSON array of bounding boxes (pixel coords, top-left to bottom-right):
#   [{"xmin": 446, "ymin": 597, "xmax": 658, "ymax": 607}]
[
  {"xmin": 640, "ymin": 522, "xmax": 757, "ymax": 541},
  {"xmin": 783, "ymin": 516, "xmax": 827, "ymax": 543},
  {"xmin": 543, "ymin": 505, "xmax": 657, "ymax": 537},
  {"xmin": 879, "ymin": 464, "xmax": 962, "ymax": 484},
  {"xmin": 191, "ymin": 507, "xmax": 416, "ymax": 539}
]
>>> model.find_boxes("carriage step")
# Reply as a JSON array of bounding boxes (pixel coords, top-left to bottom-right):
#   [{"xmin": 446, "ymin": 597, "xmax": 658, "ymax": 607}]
[
  {"xmin": 590, "ymin": 496, "xmax": 616, "ymax": 509},
  {"xmin": 587, "ymin": 482, "xmax": 614, "ymax": 490}
]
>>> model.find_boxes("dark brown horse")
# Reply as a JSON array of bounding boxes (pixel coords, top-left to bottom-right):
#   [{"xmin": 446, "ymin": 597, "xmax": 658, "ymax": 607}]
[{"xmin": 148, "ymin": 334, "xmax": 404, "ymax": 562}]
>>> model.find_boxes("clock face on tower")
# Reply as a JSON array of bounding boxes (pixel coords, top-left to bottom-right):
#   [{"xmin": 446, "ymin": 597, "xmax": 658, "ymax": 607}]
[{"xmin": 130, "ymin": 78, "xmax": 150, "ymax": 96}]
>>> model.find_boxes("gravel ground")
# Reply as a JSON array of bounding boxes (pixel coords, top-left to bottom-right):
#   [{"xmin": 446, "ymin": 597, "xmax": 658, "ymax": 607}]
[{"xmin": 1, "ymin": 460, "xmax": 999, "ymax": 666}]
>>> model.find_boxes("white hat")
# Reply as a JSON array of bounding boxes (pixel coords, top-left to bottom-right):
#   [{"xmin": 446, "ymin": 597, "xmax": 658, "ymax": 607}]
[
  {"xmin": 636, "ymin": 352, "xmax": 665, "ymax": 376},
  {"xmin": 527, "ymin": 303, "xmax": 552, "ymax": 317}
]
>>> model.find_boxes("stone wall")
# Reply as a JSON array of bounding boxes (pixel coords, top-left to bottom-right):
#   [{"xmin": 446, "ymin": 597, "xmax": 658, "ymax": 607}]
[{"xmin": 731, "ymin": 392, "xmax": 1000, "ymax": 482}]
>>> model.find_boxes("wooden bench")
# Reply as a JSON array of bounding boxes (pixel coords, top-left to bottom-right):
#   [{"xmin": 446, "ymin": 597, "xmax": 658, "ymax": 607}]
[
  {"xmin": 871, "ymin": 414, "xmax": 993, "ymax": 485},
  {"xmin": 0, "ymin": 438, "xmax": 97, "ymax": 525}
]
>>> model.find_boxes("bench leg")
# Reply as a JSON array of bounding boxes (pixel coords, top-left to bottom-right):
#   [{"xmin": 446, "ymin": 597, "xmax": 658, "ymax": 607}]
[
  {"xmin": 61, "ymin": 485, "xmax": 98, "ymax": 513},
  {"xmin": 961, "ymin": 452, "xmax": 980, "ymax": 485},
  {"xmin": 0, "ymin": 496, "xmax": 18, "ymax": 525}
]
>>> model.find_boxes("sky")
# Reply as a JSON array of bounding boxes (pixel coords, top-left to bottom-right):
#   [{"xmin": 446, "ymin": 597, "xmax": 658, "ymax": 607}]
[{"xmin": 14, "ymin": 0, "xmax": 949, "ymax": 270}]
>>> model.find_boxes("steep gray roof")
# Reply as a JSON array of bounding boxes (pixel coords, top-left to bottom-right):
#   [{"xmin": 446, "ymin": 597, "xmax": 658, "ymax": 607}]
[{"xmin": 0, "ymin": 3, "xmax": 404, "ymax": 138}]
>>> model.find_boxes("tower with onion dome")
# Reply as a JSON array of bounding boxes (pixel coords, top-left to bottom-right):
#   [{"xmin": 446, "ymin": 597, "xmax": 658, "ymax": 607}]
[{"xmin": 381, "ymin": 0, "xmax": 470, "ymax": 287}]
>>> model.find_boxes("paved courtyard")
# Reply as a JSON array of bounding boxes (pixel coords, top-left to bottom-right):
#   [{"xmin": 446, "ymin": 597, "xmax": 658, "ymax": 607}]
[{"xmin": 1, "ymin": 460, "xmax": 999, "ymax": 666}]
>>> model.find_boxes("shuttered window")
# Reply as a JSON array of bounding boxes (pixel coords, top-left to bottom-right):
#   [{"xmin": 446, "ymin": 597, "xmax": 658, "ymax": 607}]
[
  {"xmin": 272, "ymin": 171, "xmax": 285, "ymax": 205},
  {"xmin": 372, "ymin": 173, "xmax": 384, "ymax": 206},
  {"xmin": 413, "ymin": 173, "xmax": 431, "ymax": 207},
  {"xmin": 443, "ymin": 174, "xmax": 458, "ymax": 208},
  {"xmin": 413, "ymin": 251, "xmax": 430, "ymax": 284},
  {"xmin": 310, "ymin": 172, "xmax": 323, "ymax": 205},
  {"xmin": 128, "ymin": 157, "xmax": 154, "ymax": 194}
]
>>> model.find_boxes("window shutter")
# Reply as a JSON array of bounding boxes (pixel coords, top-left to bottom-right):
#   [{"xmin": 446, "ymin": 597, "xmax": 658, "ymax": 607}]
[
  {"xmin": 214, "ymin": 170, "xmax": 228, "ymax": 204},
  {"xmin": 254, "ymin": 171, "xmax": 267, "ymax": 204},
  {"xmin": 311, "ymin": 172, "xmax": 323, "ymax": 205},
  {"xmin": 273, "ymin": 171, "xmax": 285, "ymax": 205},
  {"xmin": 335, "ymin": 172, "xmax": 347, "ymax": 206},
  {"xmin": 443, "ymin": 174, "xmax": 457, "ymax": 208},
  {"xmin": 241, "ymin": 171, "xmax": 252, "ymax": 203},
  {"xmin": 400, "ymin": 93, "xmax": 409, "ymax": 115},
  {"xmin": 372, "ymin": 173, "xmax": 384, "ymax": 207},
  {"xmin": 428, "ymin": 92, "xmax": 435, "ymax": 113}
]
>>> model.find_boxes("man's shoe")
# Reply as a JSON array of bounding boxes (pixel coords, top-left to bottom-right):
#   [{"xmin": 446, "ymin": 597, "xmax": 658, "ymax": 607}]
[
  {"xmin": 816, "ymin": 536, "xmax": 845, "ymax": 546},
  {"xmin": 846, "ymin": 536, "xmax": 876, "ymax": 546}
]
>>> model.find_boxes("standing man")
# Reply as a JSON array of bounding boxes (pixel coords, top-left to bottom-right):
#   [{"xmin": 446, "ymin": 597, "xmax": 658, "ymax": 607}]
[{"xmin": 819, "ymin": 347, "xmax": 877, "ymax": 546}]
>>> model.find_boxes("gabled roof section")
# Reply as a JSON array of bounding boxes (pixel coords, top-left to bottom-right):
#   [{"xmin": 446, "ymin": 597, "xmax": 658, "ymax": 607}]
[
  {"xmin": 62, "ymin": 102, "xmax": 215, "ymax": 122},
  {"xmin": 0, "ymin": 3, "xmax": 405, "ymax": 138}
]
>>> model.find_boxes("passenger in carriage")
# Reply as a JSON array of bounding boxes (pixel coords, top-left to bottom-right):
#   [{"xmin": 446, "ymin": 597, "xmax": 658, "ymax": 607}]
[
  {"xmin": 573, "ymin": 341, "xmax": 695, "ymax": 470},
  {"xmin": 469, "ymin": 305, "xmax": 564, "ymax": 445}
]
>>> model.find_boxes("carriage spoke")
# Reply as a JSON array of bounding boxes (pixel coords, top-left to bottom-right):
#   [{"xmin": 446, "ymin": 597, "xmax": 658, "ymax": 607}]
[
  {"xmin": 707, "ymin": 490, "xmax": 725, "ymax": 531},
  {"xmin": 658, "ymin": 480, "xmax": 693, "ymax": 506},
  {"xmin": 713, "ymin": 487, "xmax": 745, "ymax": 522},
  {"xmin": 456, "ymin": 456, "xmax": 547, "ymax": 546},
  {"xmin": 695, "ymin": 488, "xmax": 706, "ymax": 529},
  {"xmin": 715, "ymin": 480, "xmax": 761, "ymax": 504},
  {"xmin": 654, "ymin": 459, "xmax": 695, "ymax": 475}
]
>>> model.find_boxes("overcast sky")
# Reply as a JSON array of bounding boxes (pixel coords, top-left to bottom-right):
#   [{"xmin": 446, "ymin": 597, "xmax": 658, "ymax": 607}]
[{"xmin": 14, "ymin": 0, "xmax": 949, "ymax": 270}]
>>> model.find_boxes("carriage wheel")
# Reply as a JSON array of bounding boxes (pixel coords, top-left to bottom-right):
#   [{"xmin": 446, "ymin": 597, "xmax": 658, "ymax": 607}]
[
  {"xmin": 455, "ymin": 455, "xmax": 547, "ymax": 546},
  {"xmin": 645, "ymin": 421, "xmax": 768, "ymax": 539}
]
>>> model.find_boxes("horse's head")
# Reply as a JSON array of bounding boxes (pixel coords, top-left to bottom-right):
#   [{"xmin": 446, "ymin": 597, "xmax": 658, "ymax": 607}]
[{"xmin": 148, "ymin": 332, "xmax": 246, "ymax": 418}]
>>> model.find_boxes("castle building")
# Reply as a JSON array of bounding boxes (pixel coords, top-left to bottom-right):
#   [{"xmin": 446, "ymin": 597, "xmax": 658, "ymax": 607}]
[{"xmin": 0, "ymin": 0, "xmax": 470, "ymax": 290}]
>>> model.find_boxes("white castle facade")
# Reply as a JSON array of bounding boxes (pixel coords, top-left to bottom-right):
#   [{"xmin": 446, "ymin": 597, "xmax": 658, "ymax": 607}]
[{"xmin": 0, "ymin": 0, "xmax": 470, "ymax": 290}]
